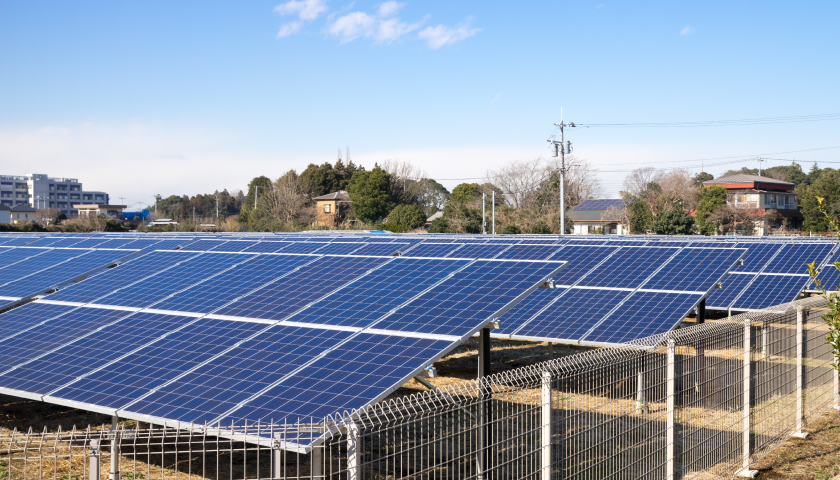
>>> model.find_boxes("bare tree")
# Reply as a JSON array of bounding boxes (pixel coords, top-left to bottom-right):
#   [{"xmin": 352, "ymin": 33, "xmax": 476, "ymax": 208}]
[
  {"xmin": 379, "ymin": 159, "xmax": 429, "ymax": 205},
  {"xmin": 36, "ymin": 208, "xmax": 61, "ymax": 224},
  {"xmin": 658, "ymin": 168, "xmax": 702, "ymax": 210},
  {"xmin": 708, "ymin": 205, "xmax": 757, "ymax": 234},
  {"xmin": 548, "ymin": 157, "xmax": 605, "ymax": 209},
  {"xmin": 622, "ymin": 167, "xmax": 664, "ymax": 198},
  {"xmin": 485, "ymin": 158, "xmax": 545, "ymax": 208},
  {"xmin": 768, "ymin": 170, "xmax": 788, "ymax": 182}
]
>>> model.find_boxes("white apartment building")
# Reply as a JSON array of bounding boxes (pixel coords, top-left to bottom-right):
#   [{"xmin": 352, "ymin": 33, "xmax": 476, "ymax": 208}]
[{"xmin": 0, "ymin": 173, "xmax": 110, "ymax": 215}]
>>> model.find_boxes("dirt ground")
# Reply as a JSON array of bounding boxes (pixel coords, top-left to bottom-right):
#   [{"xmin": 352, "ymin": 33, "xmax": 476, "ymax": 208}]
[{"xmin": 752, "ymin": 409, "xmax": 840, "ymax": 480}]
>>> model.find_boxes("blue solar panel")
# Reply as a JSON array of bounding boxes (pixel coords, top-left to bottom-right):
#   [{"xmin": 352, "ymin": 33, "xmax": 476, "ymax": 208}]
[
  {"xmin": 763, "ymin": 243, "xmax": 834, "ymax": 274},
  {"xmin": 144, "ymin": 239, "xmax": 187, "ymax": 250},
  {"xmin": 273, "ymin": 242, "xmax": 330, "ymax": 254},
  {"xmin": 350, "ymin": 243, "xmax": 410, "ymax": 256},
  {"xmin": 0, "ymin": 237, "xmax": 43, "ymax": 246},
  {"xmin": 214, "ymin": 256, "xmax": 390, "ymax": 320},
  {"xmin": 372, "ymin": 260, "xmax": 566, "ymax": 336},
  {"xmin": 494, "ymin": 244, "xmax": 561, "ymax": 260},
  {"xmin": 0, "ymin": 249, "xmax": 88, "ymax": 284},
  {"xmin": 210, "ymin": 241, "xmax": 260, "ymax": 252},
  {"xmin": 0, "ymin": 247, "xmax": 52, "ymax": 265},
  {"xmin": 66, "ymin": 239, "xmax": 110, "ymax": 249},
  {"xmin": 0, "ymin": 250, "xmax": 133, "ymax": 298},
  {"xmin": 584, "ymin": 292, "xmax": 703, "ymax": 344},
  {"xmin": 576, "ymin": 247, "xmax": 678, "ymax": 289},
  {"xmin": 47, "ymin": 251, "xmax": 200, "ymax": 303},
  {"xmin": 403, "ymin": 243, "xmax": 464, "ymax": 258},
  {"xmin": 89, "ymin": 239, "xmax": 138, "ymax": 249},
  {"xmin": 705, "ymin": 273, "xmax": 756, "ymax": 309},
  {"xmin": 509, "ymin": 288, "xmax": 631, "ymax": 341},
  {"xmin": 122, "ymin": 325, "xmax": 353, "ymax": 424},
  {"xmin": 495, "ymin": 288, "xmax": 559, "ymax": 336},
  {"xmin": 221, "ymin": 333, "xmax": 453, "ymax": 425},
  {"xmin": 550, "ymin": 246, "xmax": 618, "ymax": 285},
  {"xmin": 243, "ymin": 242, "xmax": 295, "ymax": 253},
  {"xmin": 0, "ymin": 307, "xmax": 131, "ymax": 370},
  {"xmin": 0, "ymin": 311, "xmax": 194, "ymax": 396},
  {"xmin": 731, "ymin": 274, "xmax": 808, "ymax": 310},
  {"xmin": 23, "ymin": 238, "xmax": 65, "ymax": 248},
  {"xmin": 815, "ymin": 263, "xmax": 840, "ymax": 291},
  {"xmin": 572, "ymin": 199, "xmax": 633, "ymax": 210},
  {"xmin": 0, "ymin": 302, "xmax": 78, "ymax": 340},
  {"xmin": 642, "ymin": 248, "xmax": 746, "ymax": 292},
  {"xmin": 152, "ymin": 255, "xmax": 315, "ymax": 313},
  {"xmin": 731, "ymin": 243, "xmax": 782, "ymax": 272},
  {"xmin": 91, "ymin": 253, "xmax": 253, "ymax": 308},
  {"xmin": 312, "ymin": 243, "xmax": 365, "ymax": 255},
  {"xmin": 447, "ymin": 244, "xmax": 510, "ymax": 259},
  {"xmin": 181, "ymin": 240, "xmax": 231, "ymax": 251},
  {"xmin": 48, "ymin": 318, "xmax": 266, "ymax": 409},
  {"xmin": 284, "ymin": 258, "xmax": 469, "ymax": 328}
]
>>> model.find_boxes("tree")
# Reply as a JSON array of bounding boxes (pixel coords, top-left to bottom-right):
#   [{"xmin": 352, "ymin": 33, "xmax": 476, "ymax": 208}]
[
  {"xmin": 800, "ymin": 169, "xmax": 840, "ymax": 232},
  {"xmin": 347, "ymin": 167, "xmax": 394, "ymax": 222},
  {"xmin": 334, "ymin": 158, "xmax": 363, "ymax": 191},
  {"xmin": 696, "ymin": 186, "xmax": 728, "ymax": 235},
  {"xmin": 300, "ymin": 163, "xmax": 340, "ymax": 197},
  {"xmin": 707, "ymin": 205, "xmax": 757, "ymax": 235},
  {"xmin": 36, "ymin": 208, "xmax": 61, "ymax": 224},
  {"xmin": 265, "ymin": 169, "xmax": 314, "ymax": 227},
  {"xmin": 450, "ymin": 183, "xmax": 481, "ymax": 203},
  {"xmin": 530, "ymin": 222, "xmax": 551, "ymax": 234},
  {"xmin": 652, "ymin": 203, "xmax": 695, "ymax": 235},
  {"xmin": 428, "ymin": 216, "xmax": 449, "ymax": 233},
  {"xmin": 628, "ymin": 200, "xmax": 653, "ymax": 234},
  {"xmin": 622, "ymin": 167, "xmax": 664, "ymax": 199},
  {"xmin": 386, "ymin": 204, "xmax": 427, "ymax": 230},
  {"xmin": 693, "ymin": 172, "xmax": 714, "ymax": 187},
  {"xmin": 239, "ymin": 176, "xmax": 273, "ymax": 224},
  {"xmin": 416, "ymin": 178, "xmax": 449, "ymax": 215},
  {"xmin": 501, "ymin": 225, "xmax": 521, "ymax": 234}
]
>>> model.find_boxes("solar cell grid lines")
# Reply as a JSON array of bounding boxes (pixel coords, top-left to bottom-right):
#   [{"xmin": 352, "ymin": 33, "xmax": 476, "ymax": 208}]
[
  {"xmin": 121, "ymin": 325, "xmax": 354, "ymax": 425},
  {"xmin": 509, "ymin": 289, "xmax": 631, "ymax": 341},
  {"xmin": 312, "ymin": 243, "xmax": 365, "ymax": 255},
  {"xmin": 221, "ymin": 333, "xmax": 454, "ymax": 425},
  {"xmin": 214, "ymin": 256, "xmax": 390, "ymax": 320},
  {"xmin": 242, "ymin": 242, "xmax": 295, "ymax": 253},
  {"xmin": 0, "ymin": 311, "xmax": 195, "ymax": 397},
  {"xmin": 730, "ymin": 243, "xmax": 782, "ymax": 272},
  {"xmin": 350, "ymin": 242, "xmax": 412, "ymax": 256},
  {"xmin": 0, "ymin": 247, "xmax": 52, "ymax": 266},
  {"xmin": 271, "ymin": 242, "xmax": 330, "ymax": 255},
  {"xmin": 495, "ymin": 244, "xmax": 562, "ymax": 260},
  {"xmin": 90, "ymin": 253, "xmax": 254, "ymax": 308},
  {"xmin": 48, "ymin": 318, "xmax": 267, "ymax": 411},
  {"xmin": 763, "ymin": 243, "xmax": 834, "ymax": 274},
  {"xmin": 0, "ymin": 302, "xmax": 79, "ymax": 340},
  {"xmin": 572, "ymin": 199, "xmax": 633, "ymax": 210},
  {"xmin": 641, "ymin": 248, "xmax": 746, "ymax": 292},
  {"xmin": 584, "ymin": 291, "xmax": 703, "ymax": 344},
  {"xmin": 47, "ymin": 251, "xmax": 202, "ymax": 304},
  {"xmin": 733, "ymin": 274, "xmax": 809, "ymax": 310},
  {"xmin": 446, "ymin": 243, "xmax": 511, "ymax": 259},
  {"xmin": 180, "ymin": 240, "xmax": 231, "ymax": 252},
  {"xmin": 576, "ymin": 246, "xmax": 679, "ymax": 289},
  {"xmin": 208, "ymin": 241, "xmax": 261, "ymax": 253},
  {"xmin": 550, "ymin": 245, "xmax": 618, "ymax": 285},
  {"xmin": 0, "ymin": 307, "xmax": 132, "ymax": 371},
  {"xmin": 705, "ymin": 273, "xmax": 755, "ymax": 309},
  {"xmin": 151, "ymin": 255, "xmax": 315, "ymax": 313},
  {"xmin": 371, "ymin": 259, "xmax": 566, "ymax": 336},
  {"xmin": 401, "ymin": 243, "xmax": 464, "ymax": 258},
  {"xmin": 0, "ymin": 249, "xmax": 89, "ymax": 283},
  {"xmin": 284, "ymin": 257, "xmax": 470, "ymax": 328}
]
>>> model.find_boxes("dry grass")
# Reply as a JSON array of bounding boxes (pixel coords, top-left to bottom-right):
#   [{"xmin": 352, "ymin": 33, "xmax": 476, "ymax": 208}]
[{"xmin": 753, "ymin": 409, "xmax": 840, "ymax": 480}]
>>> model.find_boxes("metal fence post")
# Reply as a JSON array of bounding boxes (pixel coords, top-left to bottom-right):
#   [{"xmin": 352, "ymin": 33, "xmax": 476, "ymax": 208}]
[
  {"xmin": 89, "ymin": 439, "xmax": 101, "ymax": 480},
  {"xmin": 312, "ymin": 445, "xmax": 323, "ymax": 479},
  {"xmin": 541, "ymin": 371, "xmax": 552, "ymax": 480},
  {"xmin": 272, "ymin": 435, "xmax": 283, "ymax": 480},
  {"xmin": 761, "ymin": 323, "xmax": 768, "ymax": 360},
  {"xmin": 666, "ymin": 339, "xmax": 676, "ymax": 480},
  {"xmin": 737, "ymin": 319, "xmax": 758, "ymax": 478},
  {"xmin": 109, "ymin": 416, "xmax": 120, "ymax": 480},
  {"xmin": 347, "ymin": 423, "xmax": 360, "ymax": 480},
  {"xmin": 793, "ymin": 306, "xmax": 809, "ymax": 438}
]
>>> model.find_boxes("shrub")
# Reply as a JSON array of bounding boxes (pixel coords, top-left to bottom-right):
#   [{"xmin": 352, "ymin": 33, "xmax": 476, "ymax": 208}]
[
  {"xmin": 501, "ymin": 225, "xmax": 521, "ymax": 235},
  {"xmin": 387, "ymin": 204, "xmax": 427, "ymax": 230}
]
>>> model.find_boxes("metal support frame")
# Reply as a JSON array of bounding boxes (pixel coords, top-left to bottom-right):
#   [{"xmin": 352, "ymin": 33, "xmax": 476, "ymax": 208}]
[
  {"xmin": 109, "ymin": 416, "xmax": 120, "ymax": 480},
  {"xmin": 272, "ymin": 437, "xmax": 283, "ymax": 480},
  {"xmin": 88, "ymin": 439, "xmax": 101, "ymax": 480},
  {"xmin": 541, "ymin": 371, "xmax": 552, "ymax": 480},
  {"xmin": 793, "ymin": 306, "xmax": 809, "ymax": 438},
  {"xmin": 636, "ymin": 355, "xmax": 649, "ymax": 414},
  {"xmin": 761, "ymin": 323, "xmax": 768, "ymax": 360},
  {"xmin": 666, "ymin": 339, "xmax": 676, "ymax": 480},
  {"xmin": 696, "ymin": 299, "xmax": 707, "ymax": 405},
  {"xmin": 311, "ymin": 445, "xmax": 323, "ymax": 479},
  {"xmin": 737, "ymin": 319, "xmax": 758, "ymax": 477},
  {"xmin": 477, "ymin": 328, "xmax": 492, "ymax": 480},
  {"xmin": 347, "ymin": 423, "xmax": 360, "ymax": 480}
]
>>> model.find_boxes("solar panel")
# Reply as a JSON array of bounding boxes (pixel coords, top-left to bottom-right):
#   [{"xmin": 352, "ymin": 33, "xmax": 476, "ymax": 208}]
[
  {"xmin": 704, "ymin": 273, "xmax": 756, "ymax": 310},
  {"xmin": 447, "ymin": 243, "xmax": 510, "ymax": 259},
  {"xmin": 283, "ymin": 257, "xmax": 470, "ymax": 328},
  {"xmin": 273, "ymin": 242, "xmax": 330, "ymax": 254},
  {"xmin": 243, "ymin": 242, "xmax": 295, "ymax": 253},
  {"xmin": 47, "ymin": 251, "xmax": 201, "ymax": 304},
  {"xmin": 0, "ymin": 302, "xmax": 79, "ymax": 340},
  {"xmin": 576, "ymin": 247, "xmax": 678, "ymax": 289},
  {"xmin": 312, "ymin": 243, "xmax": 365, "ymax": 255},
  {"xmin": 210, "ymin": 241, "xmax": 261, "ymax": 253},
  {"xmin": 730, "ymin": 274, "xmax": 808, "ymax": 310},
  {"xmin": 583, "ymin": 292, "xmax": 703, "ymax": 344},
  {"xmin": 152, "ymin": 255, "xmax": 316, "ymax": 313},
  {"xmin": 494, "ymin": 244, "xmax": 561, "ymax": 260},
  {"xmin": 90, "ymin": 253, "xmax": 254, "ymax": 308},
  {"xmin": 572, "ymin": 199, "xmax": 633, "ymax": 210},
  {"xmin": 371, "ymin": 259, "xmax": 566, "ymax": 337},
  {"xmin": 0, "ymin": 249, "xmax": 88, "ymax": 283},
  {"xmin": 214, "ymin": 256, "xmax": 390, "ymax": 320},
  {"xmin": 47, "ymin": 317, "xmax": 267, "ymax": 410},
  {"xmin": 763, "ymin": 243, "xmax": 834, "ymax": 274},
  {"xmin": 814, "ymin": 263, "xmax": 840, "ymax": 291},
  {"xmin": 350, "ymin": 243, "xmax": 410, "ymax": 256},
  {"xmin": 180, "ymin": 240, "xmax": 231, "ymax": 251},
  {"xmin": 402, "ymin": 243, "xmax": 465, "ymax": 258},
  {"xmin": 0, "ymin": 247, "xmax": 52, "ymax": 265},
  {"xmin": 550, "ymin": 246, "xmax": 618, "ymax": 285},
  {"xmin": 730, "ymin": 243, "xmax": 782, "ymax": 272},
  {"xmin": 641, "ymin": 248, "xmax": 745, "ymax": 292}
]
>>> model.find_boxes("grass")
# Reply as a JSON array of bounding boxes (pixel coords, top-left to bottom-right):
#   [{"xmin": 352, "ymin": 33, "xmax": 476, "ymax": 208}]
[{"xmin": 753, "ymin": 409, "xmax": 840, "ymax": 479}]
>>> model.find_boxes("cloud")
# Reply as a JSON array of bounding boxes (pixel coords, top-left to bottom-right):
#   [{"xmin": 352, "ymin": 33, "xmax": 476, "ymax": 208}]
[
  {"xmin": 491, "ymin": 92, "xmax": 502, "ymax": 104},
  {"xmin": 276, "ymin": 21, "xmax": 303, "ymax": 38},
  {"xmin": 274, "ymin": 0, "xmax": 327, "ymax": 21},
  {"xmin": 680, "ymin": 25, "xmax": 695, "ymax": 35},
  {"xmin": 375, "ymin": 16, "xmax": 424, "ymax": 43},
  {"xmin": 595, "ymin": 3, "xmax": 605, "ymax": 9},
  {"xmin": 378, "ymin": 1, "xmax": 403, "ymax": 17},
  {"xmin": 329, "ymin": 12, "xmax": 376, "ymax": 43},
  {"xmin": 417, "ymin": 19, "xmax": 480, "ymax": 49}
]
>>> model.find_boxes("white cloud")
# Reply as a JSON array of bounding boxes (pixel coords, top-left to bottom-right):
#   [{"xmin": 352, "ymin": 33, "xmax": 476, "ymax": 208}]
[
  {"xmin": 329, "ymin": 12, "xmax": 376, "ymax": 43},
  {"xmin": 274, "ymin": 0, "xmax": 327, "ymax": 21},
  {"xmin": 417, "ymin": 19, "xmax": 480, "ymax": 49},
  {"xmin": 375, "ymin": 17, "xmax": 424, "ymax": 43},
  {"xmin": 378, "ymin": 1, "xmax": 403, "ymax": 17},
  {"xmin": 680, "ymin": 25, "xmax": 695, "ymax": 35},
  {"xmin": 276, "ymin": 21, "xmax": 303, "ymax": 38},
  {"xmin": 595, "ymin": 3, "xmax": 605, "ymax": 9}
]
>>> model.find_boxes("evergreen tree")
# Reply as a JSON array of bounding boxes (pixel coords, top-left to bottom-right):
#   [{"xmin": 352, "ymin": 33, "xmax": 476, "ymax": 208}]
[
  {"xmin": 800, "ymin": 169, "xmax": 840, "ymax": 232},
  {"xmin": 696, "ymin": 186, "xmax": 728, "ymax": 234},
  {"xmin": 386, "ymin": 204, "xmax": 427, "ymax": 229},
  {"xmin": 347, "ymin": 167, "xmax": 394, "ymax": 222},
  {"xmin": 652, "ymin": 202, "xmax": 695, "ymax": 235},
  {"xmin": 628, "ymin": 200, "xmax": 653, "ymax": 234},
  {"xmin": 300, "ymin": 163, "xmax": 340, "ymax": 197}
]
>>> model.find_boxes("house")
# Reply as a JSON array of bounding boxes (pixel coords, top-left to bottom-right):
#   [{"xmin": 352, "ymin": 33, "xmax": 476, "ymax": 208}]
[
  {"xmin": 74, "ymin": 204, "xmax": 127, "ymax": 219},
  {"xmin": 10, "ymin": 204, "xmax": 36, "ymax": 224},
  {"xmin": 567, "ymin": 199, "xmax": 634, "ymax": 235},
  {"xmin": 313, "ymin": 191, "xmax": 351, "ymax": 226},
  {"xmin": 702, "ymin": 174, "xmax": 802, "ymax": 234},
  {"xmin": 147, "ymin": 218, "xmax": 179, "ymax": 227},
  {"xmin": 0, "ymin": 204, "xmax": 9, "ymax": 224},
  {"xmin": 425, "ymin": 211, "xmax": 444, "ymax": 228}
]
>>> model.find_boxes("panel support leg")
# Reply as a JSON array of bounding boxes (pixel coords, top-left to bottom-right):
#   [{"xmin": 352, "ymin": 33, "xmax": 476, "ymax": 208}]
[
  {"xmin": 666, "ymin": 340, "xmax": 676, "ymax": 480},
  {"xmin": 311, "ymin": 445, "xmax": 323, "ymax": 479},
  {"xmin": 696, "ymin": 299, "xmax": 706, "ymax": 406},
  {"xmin": 347, "ymin": 423, "xmax": 360, "ymax": 480},
  {"xmin": 737, "ymin": 319, "xmax": 758, "ymax": 477},
  {"xmin": 89, "ymin": 439, "xmax": 101, "ymax": 480},
  {"xmin": 541, "ymin": 371, "xmax": 552, "ymax": 480},
  {"xmin": 477, "ymin": 328, "xmax": 492, "ymax": 480},
  {"xmin": 272, "ymin": 437, "xmax": 283, "ymax": 480},
  {"xmin": 793, "ymin": 306, "xmax": 809, "ymax": 438},
  {"xmin": 109, "ymin": 416, "xmax": 120, "ymax": 480}
]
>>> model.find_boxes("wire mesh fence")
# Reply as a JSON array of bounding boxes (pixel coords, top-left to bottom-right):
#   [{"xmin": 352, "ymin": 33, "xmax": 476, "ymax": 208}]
[{"xmin": 0, "ymin": 295, "xmax": 837, "ymax": 480}]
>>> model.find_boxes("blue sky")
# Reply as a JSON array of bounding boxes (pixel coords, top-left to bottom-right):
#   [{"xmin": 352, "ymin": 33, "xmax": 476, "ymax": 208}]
[{"xmin": 1, "ymin": 1, "xmax": 838, "ymax": 208}]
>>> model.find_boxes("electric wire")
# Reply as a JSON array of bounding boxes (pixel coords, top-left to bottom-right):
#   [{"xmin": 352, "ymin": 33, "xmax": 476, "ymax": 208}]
[{"xmin": 578, "ymin": 113, "xmax": 840, "ymax": 128}]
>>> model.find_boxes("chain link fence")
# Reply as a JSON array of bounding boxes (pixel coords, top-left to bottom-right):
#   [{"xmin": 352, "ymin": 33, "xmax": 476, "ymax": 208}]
[{"xmin": 0, "ymin": 296, "xmax": 837, "ymax": 479}]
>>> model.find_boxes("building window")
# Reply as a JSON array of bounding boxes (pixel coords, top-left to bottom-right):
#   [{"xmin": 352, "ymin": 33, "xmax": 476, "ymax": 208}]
[
  {"xmin": 95, "ymin": 195, "xmax": 104, "ymax": 201},
  {"xmin": 70, "ymin": 186, "xmax": 80, "ymax": 191},
  {"xmin": 324, "ymin": 204, "xmax": 331, "ymax": 213}
]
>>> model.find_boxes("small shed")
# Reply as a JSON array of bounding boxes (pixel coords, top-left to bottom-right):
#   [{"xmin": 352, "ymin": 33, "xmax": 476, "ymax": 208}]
[
  {"xmin": 313, "ymin": 191, "xmax": 351, "ymax": 226},
  {"xmin": 10, "ymin": 204, "xmax": 36, "ymax": 224}
]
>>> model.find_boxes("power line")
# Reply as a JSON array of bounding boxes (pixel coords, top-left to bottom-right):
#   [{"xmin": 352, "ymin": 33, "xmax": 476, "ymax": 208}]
[{"xmin": 579, "ymin": 113, "xmax": 840, "ymax": 128}]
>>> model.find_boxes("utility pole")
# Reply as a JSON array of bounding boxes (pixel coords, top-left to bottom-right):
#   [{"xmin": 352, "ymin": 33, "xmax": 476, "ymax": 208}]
[
  {"xmin": 192, "ymin": 206, "xmax": 195, "ymax": 223},
  {"xmin": 118, "ymin": 196, "xmax": 126, "ymax": 206},
  {"xmin": 482, "ymin": 192, "xmax": 486, "ymax": 234},
  {"xmin": 255, "ymin": 186, "xmax": 259, "ymax": 209},
  {"xmin": 548, "ymin": 108, "xmax": 576, "ymax": 235},
  {"xmin": 154, "ymin": 194, "xmax": 161, "ymax": 218},
  {"xmin": 215, "ymin": 195, "xmax": 219, "ymax": 219},
  {"xmin": 492, "ymin": 191, "xmax": 495, "ymax": 234},
  {"xmin": 757, "ymin": 157, "xmax": 764, "ymax": 176}
]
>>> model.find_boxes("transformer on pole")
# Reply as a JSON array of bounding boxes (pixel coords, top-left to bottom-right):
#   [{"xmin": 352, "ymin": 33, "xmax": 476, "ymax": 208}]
[{"xmin": 547, "ymin": 108, "xmax": 576, "ymax": 234}]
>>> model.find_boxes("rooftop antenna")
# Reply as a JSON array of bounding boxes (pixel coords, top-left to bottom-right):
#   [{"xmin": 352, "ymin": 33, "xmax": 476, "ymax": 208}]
[{"xmin": 547, "ymin": 107, "xmax": 576, "ymax": 235}]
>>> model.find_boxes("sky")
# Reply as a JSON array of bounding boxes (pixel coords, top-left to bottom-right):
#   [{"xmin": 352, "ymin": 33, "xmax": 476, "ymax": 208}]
[{"xmin": 1, "ymin": 1, "xmax": 839, "ymax": 210}]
